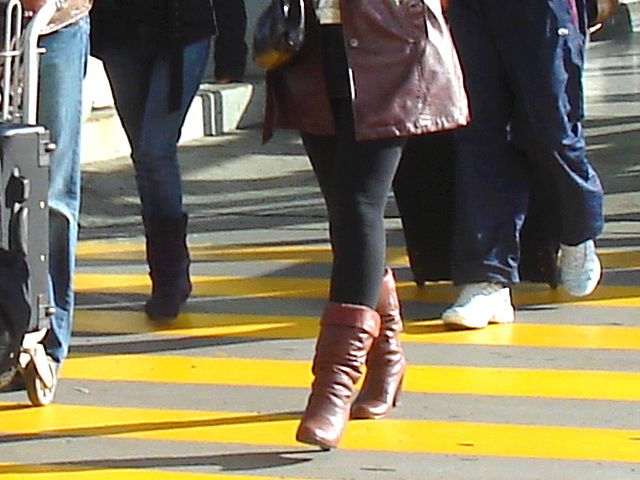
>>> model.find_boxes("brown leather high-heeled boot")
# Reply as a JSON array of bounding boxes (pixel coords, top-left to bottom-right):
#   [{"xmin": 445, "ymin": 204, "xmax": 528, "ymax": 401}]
[
  {"xmin": 351, "ymin": 268, "xmax": 406, "ymax": 419},
  {"xmin": 296, "ymin": 302, "xmax": 380, "ymax": 450}
]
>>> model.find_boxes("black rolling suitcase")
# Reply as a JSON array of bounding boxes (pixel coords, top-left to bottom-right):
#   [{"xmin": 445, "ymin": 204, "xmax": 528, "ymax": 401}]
[
  {"xmin": 393, "ymin": 131, "xmax": 560, "ymax": 288},
  {"xmin": 0, "ymin": 0, "xmax": 58, "ymax": 405}
]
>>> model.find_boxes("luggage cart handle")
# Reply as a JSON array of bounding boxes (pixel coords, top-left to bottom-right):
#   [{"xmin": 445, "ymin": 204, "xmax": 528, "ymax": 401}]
[{"xmin": 22, "ymin": 0, "xmax": 56, "ymax": 124}]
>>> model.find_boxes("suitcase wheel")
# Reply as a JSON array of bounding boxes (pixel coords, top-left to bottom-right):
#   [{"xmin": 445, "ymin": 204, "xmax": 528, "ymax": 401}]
[{"xmin": 23, "ymin": 359, "xmax": 57, "ymax": 407}]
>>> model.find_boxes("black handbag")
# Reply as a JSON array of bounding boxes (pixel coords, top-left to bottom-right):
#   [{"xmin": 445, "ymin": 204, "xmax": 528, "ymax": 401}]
[{"xmin": 253, "ymin": 0, "xmax": 305, "ymax": 71}]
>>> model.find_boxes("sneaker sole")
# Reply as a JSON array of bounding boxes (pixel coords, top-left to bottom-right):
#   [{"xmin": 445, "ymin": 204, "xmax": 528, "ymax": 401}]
[{"xmin": 442, "ymin": 310, "xmax": 515, "ymax": 330}]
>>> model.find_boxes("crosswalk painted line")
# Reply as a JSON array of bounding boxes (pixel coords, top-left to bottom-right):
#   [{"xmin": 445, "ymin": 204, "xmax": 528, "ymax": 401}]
[
  {"xmin": 4, "ymin": 237, "xmax": 640, "ymax": 477},
  {"xmin": 74, "ymin": 273, "xmax": 640, "ymax": 306},
  {"xmin": 76, "ymin": 241, "xmax": 407, "ymax": 265},
  {"xmin": 0, "ymin": 469, "xmax": 313, "ymax": 480},
  {"xmin": 1, "ymin": 402, "xmax": 639, "ymax": 462},
  {"xmin": 74, "ymin": 310, "xmax": 640, "ymax": 350},
  {"xmin": 60, "ymin": 354, "xmax": 640, "ymax": 401},
  {"xmin": 76, "ymin": 241, "xmax": 640, "ymax": 270}
]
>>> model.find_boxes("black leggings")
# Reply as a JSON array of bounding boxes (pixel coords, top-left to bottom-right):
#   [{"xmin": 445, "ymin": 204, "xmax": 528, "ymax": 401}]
[{"xmin": 301, "ymin": 99, "xmax": 406, "ymax": 309}]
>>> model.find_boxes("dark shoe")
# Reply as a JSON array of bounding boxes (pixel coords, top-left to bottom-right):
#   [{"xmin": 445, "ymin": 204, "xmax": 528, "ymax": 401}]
[
  {"xmin": 519, "ymin": 243, "xmax": 560, "ymax": 289},
  {"xmin": 351, "ymin": 269, "xmax": 406, "ymax": 419},
  {"xmin": 214, "ymin": 78, "xmax": 243, "ymax": 84},
  {"xmin": 0, "ymin": 370, "xmax": 24, "ymax": 392},
  {"xmin": 143, "ymin": 213, "xmax": 192, "ymax": 320},
  {"xmin": 296, "ymin": 303, "xmax": 380, "ymax": 449},
  {"xmin": 144, "ymin": 285, "xmax": 191, "ymax": 320}
]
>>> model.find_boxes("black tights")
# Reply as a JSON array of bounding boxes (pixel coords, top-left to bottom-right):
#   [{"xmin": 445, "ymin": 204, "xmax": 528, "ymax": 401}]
[{"xmin": 301, "ymin": 99, "xmax": 406, "ymax": 309}]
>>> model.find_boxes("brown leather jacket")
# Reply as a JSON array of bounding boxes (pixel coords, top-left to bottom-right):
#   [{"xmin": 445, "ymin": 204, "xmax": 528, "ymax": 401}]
[
  {"xmin": 265, "ymin": 0, "xmax": 469, "ymax": 142},
  {"xmin": 42, "ymin": 0, "xmax": 92, "ymax": 35}
]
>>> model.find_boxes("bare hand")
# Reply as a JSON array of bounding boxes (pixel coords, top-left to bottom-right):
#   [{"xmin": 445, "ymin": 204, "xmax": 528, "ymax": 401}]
[
  {"xmin": 441, "ymin": 0, "xmax": 450, "ymax": 11},
  {"xmin": 20, "ymin": 0, "xmax": 48, "ymax": 13}
]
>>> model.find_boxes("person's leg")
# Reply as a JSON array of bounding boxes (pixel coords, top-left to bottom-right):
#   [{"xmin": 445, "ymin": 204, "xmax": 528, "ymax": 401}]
[
  {"xmin": 504, "ymin": 0, "xmax": 603, "ymax": 245},
  {"xmin": 103, "ymin": 38, "xmax": 211, "ymax": 319},
  {"xmin": 98, "ymin": 44, "xmax": 150, "ymax": 155},
  {"xmin": 303, "ymin": 100, "xmax": 406, "ymax": 309},
  {"xmin": 297, "ymin": 99, "xmax": 406, "ymax": 449},
  {"xmin": 211, "ymin": 0, "xmax": 247, "ymax": 82},
  {"xmin": 442, "ymin": 0, "xmax": 522, "ymax": 329},
  {"xmin": 39, "ymin": 16, "xmax": 90, "ymax": 364},
  {"xmin": 502, "ymin": 0, "xmax": 603, "ymax": 296},
  {"xmin": 447, "ymin": 0, "xmax": 530, "ymax": 287}
]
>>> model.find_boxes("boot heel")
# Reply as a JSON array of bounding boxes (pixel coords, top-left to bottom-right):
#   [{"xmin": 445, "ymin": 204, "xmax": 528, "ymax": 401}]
[
  {"xmin": 350, "ymin": 269, "xmax": 406, "ymax": 420},
  {"xmin": 392, "ymin": 374, "xmax": 404, "ymax": 407}
]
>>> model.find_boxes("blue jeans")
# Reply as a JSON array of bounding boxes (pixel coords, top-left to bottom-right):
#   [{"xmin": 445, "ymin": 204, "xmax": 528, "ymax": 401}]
[
  {"xmin": 99, "ymin": 38, "xmax": 211, "ymax": 219},
  {"xmin": 448, "ymin": 0, "xmax": 604, "ymax": 285},
  {"xmin": 38, "ymin": 15, "xmax": 90, "ymax": 363}
]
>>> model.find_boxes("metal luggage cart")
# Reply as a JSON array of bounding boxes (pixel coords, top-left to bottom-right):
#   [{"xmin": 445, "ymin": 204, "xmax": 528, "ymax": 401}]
[{"xmin": 0, "ymin": 0, "xmax": 57, "ymax": 406}]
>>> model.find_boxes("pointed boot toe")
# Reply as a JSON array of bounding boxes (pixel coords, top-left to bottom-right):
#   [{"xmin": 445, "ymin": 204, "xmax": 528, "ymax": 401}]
[{"xmin": 295, "ymin": 419, "xmax": 339, "ymax": 450}]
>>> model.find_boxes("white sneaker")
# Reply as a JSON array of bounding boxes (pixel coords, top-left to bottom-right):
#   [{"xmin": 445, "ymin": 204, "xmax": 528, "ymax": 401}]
[
  {"xmin": 559, "ymin": 240, "xmax": 602, "ymax": 297},
  {"xmin": 441, "ymin": 282, "xmax": 514, "ymax": 330}
]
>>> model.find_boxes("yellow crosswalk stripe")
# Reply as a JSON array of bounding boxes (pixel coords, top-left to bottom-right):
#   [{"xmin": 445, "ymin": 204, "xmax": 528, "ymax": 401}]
[
  {"xmin": 22, "ymin": 239, "xmax": 639, "ymax": 473},
  {"xmin": 74, "ymin": 273, "xmax": 640, "ymax": 306},
  {"xmin": 0, "ymin": 403, "xmax": 638, "ymax": 462},
  {"xmin": 60, "ymin": 354, "xmax": 640, "ymax": 401},
  {"xmin": 0, "ymin": 467, "xmax": 311, "ymax": 480},
  {"xmin": 74, "ymin": 310, "xmax": 640, "ymax": 350},
  {"xmin": 75, "ymin": 241, "xmax": 408, "ymax": 264},
  {"xmin": 75, "ymin": 240, "xmax": 640, "ymax": 270}
]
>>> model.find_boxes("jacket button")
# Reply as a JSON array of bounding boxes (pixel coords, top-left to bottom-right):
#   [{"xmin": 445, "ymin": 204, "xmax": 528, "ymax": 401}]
[{"xmin": 349, "ymin": 38, "xmax": 359, "ymax": 47}]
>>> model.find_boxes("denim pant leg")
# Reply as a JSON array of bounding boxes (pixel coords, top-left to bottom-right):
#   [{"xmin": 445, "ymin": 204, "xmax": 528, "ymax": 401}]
[
  {"xmin": 38, "ymin": 16, "xmax": 90, "ymax": 363},
  {"xmin": 102, "ymin": 38, "xmax": 210, "ymax": 219},
  {"xmin": 448, "ymin": 0, "xmax": 603, "ymax": 285},
  {"xmin": 448, "ymin": 1, "xmax": 530, "ymax": 285},
  {"xmin": 504, "ymin": 0, "xmax": 604, "ymax": 246}
]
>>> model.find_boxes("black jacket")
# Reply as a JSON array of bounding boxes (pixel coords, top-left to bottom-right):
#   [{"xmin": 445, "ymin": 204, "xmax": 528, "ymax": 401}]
[
  {"xmin": 91, "ymin": 0, "xmax": 216, "ymax": 55},
  {"xmin": 91, "ymin": 0, "xmax": 216, "ymax": 111}
]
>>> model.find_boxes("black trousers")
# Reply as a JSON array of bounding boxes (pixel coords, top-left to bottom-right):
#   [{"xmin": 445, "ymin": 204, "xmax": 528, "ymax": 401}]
[
  {"xmin": 302, "ymin": 99, "xmax": 406, "ymax": 309},
  {"xmin": 211, "ymin": 0, "xmax": 248, "ymax": 81}
]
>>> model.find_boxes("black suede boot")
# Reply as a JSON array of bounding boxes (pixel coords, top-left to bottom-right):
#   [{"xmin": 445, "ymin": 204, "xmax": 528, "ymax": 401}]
[{"xmin": 143, "ymin": 213, "xmax": 192, "ymax": 320}]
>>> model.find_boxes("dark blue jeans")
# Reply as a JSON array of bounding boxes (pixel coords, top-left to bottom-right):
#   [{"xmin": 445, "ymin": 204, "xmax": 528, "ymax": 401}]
[
  {"xmin": 99, "ymin": 38, "xmax": 211, "ymax": 220},
  {"xmin": 448, "ymin": 0, "xmax": 604, "ymax": 285}
]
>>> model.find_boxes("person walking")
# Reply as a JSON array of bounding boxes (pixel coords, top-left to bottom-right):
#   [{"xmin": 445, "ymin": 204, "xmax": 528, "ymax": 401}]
[
  {"xmin": 18, "ymin": 0, "xmax": 92, "ymax": 388},
  {"xmin": 211, "ymin": 0, "xmax": 248, "ymax": 83},
  {"xmin": 90, "ymin": 0, "xmax": 216, "ymax": 320},
  {"xmin": 264, "ymin": 0, "xmax": 469, "ymax": 449},
  {"xmin": 441, "ymin": 0, "xmax": 605, "ymax": 330}
]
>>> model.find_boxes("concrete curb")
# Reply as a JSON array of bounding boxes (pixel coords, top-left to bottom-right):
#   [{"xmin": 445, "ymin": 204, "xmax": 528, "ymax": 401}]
[{"xmin": 80, "ymin": 57, "xmax": 265, "ymax": 165}]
